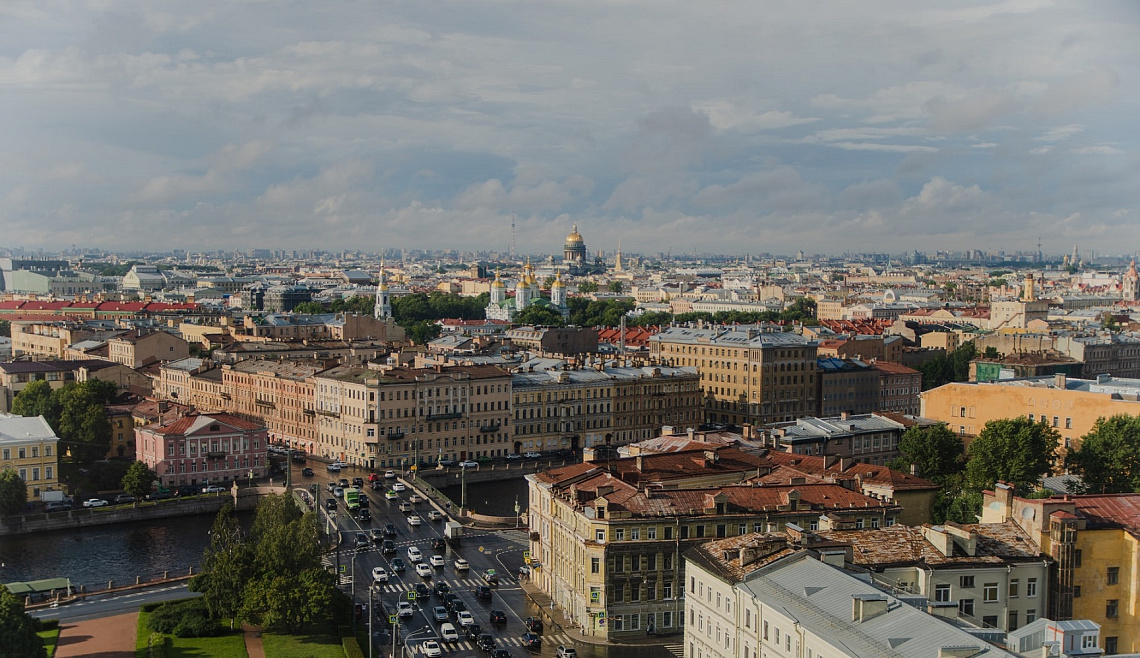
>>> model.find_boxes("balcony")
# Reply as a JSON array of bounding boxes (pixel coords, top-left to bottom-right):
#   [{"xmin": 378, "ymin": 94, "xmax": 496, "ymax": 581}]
[
  {"xmin": 386, "ymin": 432, "xmax": 406, "ymax": 440},
  {"xmin": 255, "ymin": 398, "xmax": 275, "ymax": 409},
  {"xmin": 426, "ymin": 412, "xmax": 462, "ymax": 421},
  {"xmin": 479, "ymin": 424, "xmax": 501, "ymax": 433},
  {"xmin": 206, "ymin": 451, "xmax": 226, "ymax": 459}
]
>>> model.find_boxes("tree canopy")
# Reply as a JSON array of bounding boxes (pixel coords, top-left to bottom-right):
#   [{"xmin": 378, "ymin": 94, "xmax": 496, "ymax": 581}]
[
  {"xmin": 121, "ymin": 461, "xmax": 158, "ymax": 502},
  {"xmin": 964, "ymin": 417, "xmax": 1060, "ymax": 492},
  {"xmin": 0, "ymin": 470, "xmax": 28, "ymax": 516},
  {"xmin": 514, "ymin": 305, "xmax": 567, "ymax": 327},
  {"xmin": 1066, "ymin": 415, "xmax": 1140, "ymax": 494},
  {"xmin": 887, "ymin": 424, "xmax": 965, "ymax": 483},
  {"xmin": 0, "ymin": 585, "xmax": 46, "ymax": 658},
  {"xmin": 11, "ymin": 379, "xmax": 117, "ymax": 463},
  {"xmin": 917, "ymin": 341, "xmax": 977, "ymax": 390}
]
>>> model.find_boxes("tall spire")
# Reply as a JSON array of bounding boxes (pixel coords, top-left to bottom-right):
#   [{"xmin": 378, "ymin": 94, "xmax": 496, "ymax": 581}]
[{"xmin": 374, "ymin": 261, "xmax": 391, "ymax": 319}]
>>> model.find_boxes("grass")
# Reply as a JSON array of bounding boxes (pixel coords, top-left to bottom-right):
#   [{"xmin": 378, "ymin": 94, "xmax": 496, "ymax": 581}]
[
  {"xmin": 262, "ymin": 625, "xmax": 345, "ymax": 658},
  {"xmin": 38, "ymin": 627, "xmax": 61, "ymax": 657},
  {"xmin": 135, "ymin": 606, "xmax": 249, "ymax": 658}
]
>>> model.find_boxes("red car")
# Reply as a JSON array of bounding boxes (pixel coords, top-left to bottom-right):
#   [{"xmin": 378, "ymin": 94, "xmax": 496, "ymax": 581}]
[{"xmin": 368, "ymin": 473, "xmax": 379, "ymax": 482}]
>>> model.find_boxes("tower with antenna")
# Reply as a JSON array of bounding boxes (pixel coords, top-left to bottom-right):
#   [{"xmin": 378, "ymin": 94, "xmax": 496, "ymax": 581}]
[{"xmin": 509, "ymin": 214, "xmax": 517, "ymax": 260}]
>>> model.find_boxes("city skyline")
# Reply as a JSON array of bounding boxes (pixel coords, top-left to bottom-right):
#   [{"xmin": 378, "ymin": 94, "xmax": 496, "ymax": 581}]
[{"xmin": 2, "ymin": 1, "xmax": 1137, "ymax": 255}]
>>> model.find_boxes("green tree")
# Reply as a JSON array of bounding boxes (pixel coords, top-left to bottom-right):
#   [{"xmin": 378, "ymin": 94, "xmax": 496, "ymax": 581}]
[
  {"xmin": 53, "ymin": 383, "xmax": 112, "ymax": 462},
  {"xmin": 627, "ymin": 311, "xmax": 673, "ymax": 327},
  {"xmin": 0, "ymin": 320, "xmax": 9, "ymax": 337},
  {"xmin": 121, "ymin": 460, "xmax": 158, "ymax": 502},
  {"xmin": 887, "ymin": 424, "xmax": 965, "ymax": 483},
  {"xmin": 577, "ymin": 281, "xmax": 598, "ymax": 293},
  {"xmin": 608, "ymin": 281, "xmax": 625, "ymax": 293},
  {"xmin": 10, "ymin": 380, "xmax": 61, "ymax": 427},
  {"xmin": 918, "ymin": 341, "xmax": 977, "ymax": 389},
  {"xmin": 965, "ymin": 417, "xmax": 1060, "ymax": 492},
  {"xmin": 292, "ymin": 301, "xmax": 328, "ymax": 314},
  {"xmin": 0, "ymin": 469, "xmax": 28, "ymax": 516},
  {"xmin": 1066, "ymin": 415, "xmax": 1140, "ymax": 493},
  {"xmin": 0, "ymin": 585, "xmax": 46, "ymax": 658},
  {"xmin": 190, "ymin": 504, "xmax": 252, "ymax": 623},
  {"xmin": 514, "ymin": 306, "xmax": 566, "ymax": 327}
]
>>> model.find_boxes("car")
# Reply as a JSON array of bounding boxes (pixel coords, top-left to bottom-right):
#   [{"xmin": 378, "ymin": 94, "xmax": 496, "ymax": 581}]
[
  {"xmin": 372, "ymin": 567, "xmax": 389, "ymax": 583},
  {"xmin": 398, "ymin": 502, "xmax": 414, "ymax": 513},
  {"xmin": 384, "ymin": 523, "xmax": 398, "ymax": 537},
  {"xmin": 382, "ymin": 540, "xmax": 396, "ymax": 555},
  {"xmin": 454, "ymin": 558, "xmax": 470, "ymax": 571},
  {"xmin": 407, "ymin": 546, "xmax": 422, "ymax": 562},
  {"xmin": 416, "ymin": 563, "xmax": 433, "ymax": 577},
  {"xmin": 432, "ymin": 606, "xmax": 449, "ymax": 623},
  {"xmin": 524, "ymin": 617, "xmax": 543, "ymax": 633},
  {"xmin": 521, "ymin": 633, "xmax": 542, "ymax": 649},
  {"xmin": 475, "ymin": 585, "xmax": 492, "ymax": 601},
  {"xmin": 407, "ymin": 515, "xmax": 422, "ymax": 526},
  {"xmin": 202, "ymin": 485, "xmax": 226, "ymax": 494},
  {"xmin": 440, "ymin": 623, "xmax": 459, "ymax": 642},
  {"xmin": 333, "ymin": 487, "xmax": 344, "ymax": 498},
  {"xmin": 391, "ymin": 482, "xmax": 406, "ymax": 492},
  {"xmin": 327, "ymin": 481, "xmax": 338, "ymax": 492},
  {"xmin": 443, "ymin": 593, "xmax": 460, "ymax": 609},
  {"xmin": 369, "ymin": 528, "xmax": 383, "ymax": 542},
  {"xmin": 477, "ymin": 634, "xmax": 496, "ymax": 651},
  {"xmin": 448, "ymin": 600, "xmax": 468, "ymax": 617},
  {"xmin": 505, "ymin": 453, "xmax": 522, "ymax": 460},
  {"xmin": 429, "ymin": 554, "xmax": 445, "ymax": 567},
  {"xmin": 368, "ymin": 472, "xmax": 378, "ymax": 482},
  {"xmin": 430, "ymin": 537, "xmax": 446, "ymax": 551},
  {"xmin": 326, "ymin": 498, "xmax": 338, "ymax": 510},
  {"xmin": 371, "ymin": 481, "xmax": 384, "ymax": 491},
  {"xmin": 83, "ymin": 498, "xmax": 108, "ymax": 508},
  {"xmin": 408, "ymin": 494, "xmax": 422, "ymax": 504},
  {"xmin": 390, "ymin": 558, "xmax": 405, "ymax": 572},
  {"xmin": 464, "ymin": 623, "xmax": 483, "ymax": 641},
  {"xmin": 437, "ymin": 459, "xmax": 456, "ymax": 467},
  {"xmin": 327, "ymin": 463, "xmax": 342, "ymax": 472},
  {"xmin": 489, "ymin": 610, "xmax": 507, "ymax": 624},
  {"xmin": 397, "ymin": 601, "xmax": 414, "ymax": 618},
  {"xmin": 556, "ymin": 647, "xmax": 577, "ymax": 658},
  {"xmin": 412, "ymin": 582, "xmax": 430, "ymax": 597},
  {"xmin": 333, "ymin": 461, "xmax": 348, "ymax": 469},
  {"xmin": 427, "ymin": 510, "xmax": 444, "ymax": 521},
  {"xmin": 434, "ymin": 582, "xmax": 451, "ymax": 597},
  {"xmin": 338, "ymin": 478, "xmax": 350, "ymax": 487},
  {"xmin": 113, "ymin": 493, "xmax": 135, "ymax": 504},
  {"xmin": 145, "ymin": 490, "xmax": 173, "ymax": 501},
  {"xmin": 384, "ymin": 470, "xmax": 397, "ymax": 479},
  {"xmin": 357, "ymin": 508, "xmax": 371, "ymax": 522},
  {"xmin": 352, "ymin": 477, "xmax": 364, "ymax": 487},
  {"xmin": 355, "ymin": 532, "xmax": 369, "ymax": 549},
  {"xmin": 421, "ymin": 640, "xmax": 442, "ymax": 658},
  {"xmin": 385, "ymin": 490, "xmax": 399, "ymax": 500},
  {"xmin": 301, "ymin": 467, "xmax": 315, "ymax": 477},
  {"xmin": 45, "ymin": 501, "xmax": 72, "ymax": 512},
  {"xmin": 458, "ymin": 460, "xmax": 479, "ymax": 468},
  {"xmin": 476, "ymin": 456, "xmax": 493, "ymax": 464},
  {"xmin": 482, "ymin": 569, "xmax": 499, "ymax": 584},
  {"xmin": 491, "ymin": 650, "xmax": 511, "ymax": 658},
  {"xmin": 175, "ymin": 485, "xmax": 198, "ymax": 497},
  {"xmin": 358, "ymin": 495, "xmax": 369, "ymax": 508}
]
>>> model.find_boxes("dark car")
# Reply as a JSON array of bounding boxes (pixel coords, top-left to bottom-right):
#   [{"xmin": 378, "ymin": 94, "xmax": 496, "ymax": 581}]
[
  {"xmin": 114, "ymin": 493, "xmax": 136, "ymax": 504},
  {"xmin": 358, "ymin": 496, "xmax": 369, "ymax": 509},
  {"xmin": 352, "ymin": 477, "xmax": 364, "ymax": 487},
  {"xmin": 355, "ymin": 533, "xmax": 369, "ymax": 549},
  {"xmin": 301, "ymin": 467, "xmax": 315, "ymax": 477},
  {"xmin": 382, "ymin": 540, "xmax": 396, "ymax": 555},
  {"xmin": 339, "ymin": 478, "xmax": 350, "ymax": 487},
  {"xmin": 45, "ymin": 501, "xmax": 72, "ymax": 512},
  {"xmin": 448, "ymin": 600, "xmax": 468, "ymax": 618},
  {"xmin": 389, "ymin": 557, "xmax": 405, "ymax": 573},
  {"xmin": 326, "ymin": 498, "xmax": 338, "ymax": 510},
  {"xmin": 477, "ymin": 634, "xmax": 496, "ymax": 651},
  {"xmin": 430, "ymin": 537, "xmax": 446, "ymax": 551},
  {"xmin": 145, "ymin": 490, "xmax": 173, "ymax": 501},
  {"xmin": 524, "ymin": 617, "xmax": 543, "ymax": 633},
  {"xmin": 414, "ymin": 582, "xmax": 432, "ymax": 599},
  {"xmin": 371, "ymin": 481, "xmax": 384, "ymax": 490},
  {"xmin": 475, "ymin": 585, "xmax": 492, "ymax": 601},
  {"xmin": 491, "ymin": 650, "xmax": 511, "ymax": 658},
  {"xmin": 358, "ymin": 508, "xmax": 371, "ymax": 522},
  {"xmin": 489, "ymin": 610, "xmax": 507, "ymax": 625},
  {"xmin": 465, "ymin": 624, "xmax": 483, "ymax": 641},
  {"xmin": 434, "ymin": 582, "xmax": 451, "ymax": 597},
  {"xmin": 176, "ymin": 485, "xmax": 198, "ymax": 497},
  {"xmin": 384, "ymin": 523, "xmax": 398, "ymax": 538},
  {"xmin": 432, "ymin": 606, "xmax": 449, "ymax": 623},
  {"xmin": 443, "ymin": 593, "xmax": 460, "ymax": 608},
  {"xmin": 521, "ymin": 633, "xmax": 541, "ymax": 650}
]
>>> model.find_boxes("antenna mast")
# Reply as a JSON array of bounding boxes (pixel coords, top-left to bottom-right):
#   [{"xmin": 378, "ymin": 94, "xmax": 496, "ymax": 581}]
[{"xmin": 510, "ymin": 214, "xmax": 517, "ymax": 260}]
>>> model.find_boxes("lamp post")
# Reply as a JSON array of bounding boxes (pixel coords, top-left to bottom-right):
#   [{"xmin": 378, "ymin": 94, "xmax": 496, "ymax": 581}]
[
  {"xmin": 514, "ymin": 497, "xmax": 520, "ymax": 529},
  {"xmin": 403, "ymin": 626, "xmax": 433, "ymax": 658}
]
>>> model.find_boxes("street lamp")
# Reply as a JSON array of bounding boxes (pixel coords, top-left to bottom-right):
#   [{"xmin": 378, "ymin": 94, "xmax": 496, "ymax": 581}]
[
  {"xmin": 403, "ymin": 626, "xmax": 433, "ymax": 658},
  {"xmin": 514, "ymin": 496, "xmax": 520, "ymax": 529}
]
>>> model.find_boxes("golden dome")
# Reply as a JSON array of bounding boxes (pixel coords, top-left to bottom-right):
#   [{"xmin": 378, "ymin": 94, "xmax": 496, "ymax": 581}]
[
  {"xmin": 552, "ymin": 275, "xmax": 565, "ymax": 288},
  {"xmin": 492, "ymin": 278, "xmax": 505, "ymax": 288},
  {"xmin": 565, "ymin": 223, "xmax": 584, "ymax": 245}
]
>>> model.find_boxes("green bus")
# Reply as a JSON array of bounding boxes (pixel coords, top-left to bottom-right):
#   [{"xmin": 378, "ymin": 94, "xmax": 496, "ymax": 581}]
[{"xmin": 344, "ymin": 487, "xmax": 361, "ymax": 511}]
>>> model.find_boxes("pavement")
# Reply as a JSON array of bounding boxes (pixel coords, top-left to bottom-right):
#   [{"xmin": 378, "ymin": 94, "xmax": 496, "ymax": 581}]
[
  {"xmin": 518, "ymin": 577, "xmax": 682, "ymax": 649},
  {"xmin": 54, "ymin": 611, "xmax": 138, "ymax": 658}
]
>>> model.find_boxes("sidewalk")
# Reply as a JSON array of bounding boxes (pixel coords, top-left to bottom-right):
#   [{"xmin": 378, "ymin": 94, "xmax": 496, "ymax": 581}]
[
  {"xmin": 55, "ymin": 611, "xmax": 138, "ymax": 657},
  {"xmin": 517, "ymin": 579, "xmax": 675, "ymax": 647},
  {"xmin": 243, "ymin": 624, "xmax": 266, "ymax": 658}
]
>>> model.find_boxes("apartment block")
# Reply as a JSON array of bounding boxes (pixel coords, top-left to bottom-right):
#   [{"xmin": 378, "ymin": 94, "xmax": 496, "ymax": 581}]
[
  {"xmin": 108, "ymin": 328, "xmax": 189, "ymax": 368},
  {"xmin": 760, "ymin": 412, "xmax": 936, "ymax": 467},
  {"xmin": 136, "ymin": 412, "xmax": 268, "ymax": 488},
  {"xmin": 873, "ymin": 360, "xmax": 922, "ymax": 415},
  {"xmin": 220, "ymin": 359, "xmax": 324, "ymax": 453},
  {"xmin": 816, "ymin": 357, "xmax": 879, "ymax": 416},
  {"xmin": 0, "ymin": 414, "xmax": 61, "ymax": 500}
]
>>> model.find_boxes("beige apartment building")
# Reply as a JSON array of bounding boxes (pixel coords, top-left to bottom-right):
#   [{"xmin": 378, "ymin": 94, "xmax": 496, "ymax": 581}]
[
  {"xmin": 10, "ymin": 321, "xmax": 123, "ymax": 360},
  {"xmin": 108, "ymin": 328, "xmax": 190, "ymax": 368},
  {"xmin": 313, "ymin": 364, "xmax": 512, "ymax": 468},
  {"xmin": 0, "ymin": 413, "xmax": 61, "ymax": 500},
  {"xmin": 220, "ymin": 359, "xmax": 324, "ymax": 453},
  {"xmin": 649, "ymin": 325, "xmax": 818, "ymax": 426}
]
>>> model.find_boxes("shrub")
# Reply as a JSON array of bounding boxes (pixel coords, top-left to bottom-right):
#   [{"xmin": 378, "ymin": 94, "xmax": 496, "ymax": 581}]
[
  {"xmin": 172, "ymin": 614, "xmax": 222, "ymax": 638},
  {"xmin": 343, "ymin": 637, "xmax": 365, "ymax": 658},
  {"xmin": 36, "ymin": 618, "xmax": 59, "ymax": 631},
  {"xmin": 147, "ymin": 599, "xmax": 221, "ymax": 637},
  {"xmin": 147, "ymin": 632, "xmax": 170, "ymax": 658}
]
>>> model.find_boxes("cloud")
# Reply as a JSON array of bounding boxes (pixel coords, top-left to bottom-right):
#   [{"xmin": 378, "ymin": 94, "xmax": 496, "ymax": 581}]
[
  {"xmin": 692, "ymin": 100, "xmax": 819, "ymax": 133},
  {"xmin": 925, "ymin": 87, "xmax": 1021, "ymax": 131}
]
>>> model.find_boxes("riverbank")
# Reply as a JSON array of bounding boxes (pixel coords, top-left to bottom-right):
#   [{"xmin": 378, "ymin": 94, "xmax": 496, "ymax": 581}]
[{"xmin": 0, "ymin": 495, "xmax": 232, "ymax": 537}]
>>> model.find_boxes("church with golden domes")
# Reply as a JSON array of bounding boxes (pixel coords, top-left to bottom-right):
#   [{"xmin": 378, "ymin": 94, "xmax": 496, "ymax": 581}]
[
  {"xmin": 562, "ymin": 223, "xmax": 606, "ymax": 275},
  {"xmin": 485, "ymin": 260, "xmax": 569, "ymax": 322}
]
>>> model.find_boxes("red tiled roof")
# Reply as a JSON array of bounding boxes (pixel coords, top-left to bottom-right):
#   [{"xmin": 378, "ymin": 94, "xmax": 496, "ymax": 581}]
[
  {"xmin": 1073, "ymin": 494, "xmax": 1140, "ymax": 538},
  {"xmin": 149, "ymin": 412, "xmax": 265, "ymax": 435}
]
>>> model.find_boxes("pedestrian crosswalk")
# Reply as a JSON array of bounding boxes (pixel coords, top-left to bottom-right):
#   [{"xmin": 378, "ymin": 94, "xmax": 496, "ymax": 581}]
[
  {"xmin": 373, "ymin": 576, "xmax": 511, "ymax": 594},
  {"xmin": 405, "ymin": 633, "xmax": 575, "ymax": 654}
]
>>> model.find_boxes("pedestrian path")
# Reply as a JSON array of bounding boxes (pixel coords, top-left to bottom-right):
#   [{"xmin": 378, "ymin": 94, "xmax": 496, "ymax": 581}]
[
  {"xmin": 372, "ymin": 576, "xmax": 513, "ymax": 594},
  {"xmin": 405, "ymin": 632, "xmax": 576, "ymax": 654}
]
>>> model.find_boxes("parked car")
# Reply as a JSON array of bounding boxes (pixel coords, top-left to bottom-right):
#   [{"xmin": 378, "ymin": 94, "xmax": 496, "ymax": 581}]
[
  {"xmin": 440, "ymin": 623, "xmax": 459, "ymax": 642},
  {"xmin": 114, "ymin": 493, "xmax": 136, "ymax": 504},
  {"xmin": 437, "ymin": 459, "xmax": 456, "ymax": 467},
  {"xmin": 523, "ymin": 452, "xmax": 542, "ymax": 459},
  {"xmin": 432, "ymin": 606, "xmax": 449, "ymax": 623},
  {"xmin": 556, "ymin": 647, "xmax": 577, "ymax": 658},
  {"xmin": 505, "ymin": 453, "xmax": 522, "ymax": 460},
  {"xmin": 201, "ymin": 485, "xmax": 225, "ymax": 494},
  {"xmin": 327, "ymin": 463, "xmax": 341, "ymax": 472},
  {"xmin": 301, "ymin": 467, "xmax": 315, "ymax": 477},
  {"xmin": 45, "ymin": 501, "xmax": 72, "ymax": 512},
  {"xmin": 421, "ymin": 640, "xmax": 442, "ymax": 658},
  {"xmin": 521, "ymin": 633, "xmax": 542, "ymax": 650},
  {"xmin": 427, "ymin": 510, "xmax": 444, "ymax": 521},
  {"xmin": 416, "ymin": 563, "xmax": 433, "ymax": 577},
  {"xmin": 83, "ymin": 498, "xmax": 108, "ymax": 508},
  {"xmin": 145, "ymin": 490, "xmax": 173, "ymax": 501},
  {"xmin": 458, "ymin": 460, "xmax": 479, "ymax": 468},
  {"xmin": 489, "ymin": 610, "xmax": 507, "ymax": 624},
  {"xmin": 524, "ymin": 617, "xmax": 543, "ymax": 633}
]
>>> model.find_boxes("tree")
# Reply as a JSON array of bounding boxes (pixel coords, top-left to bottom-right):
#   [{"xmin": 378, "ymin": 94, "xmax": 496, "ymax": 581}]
[
  {"xmin": 577, "ymin": 281, "xmax": 598, "ymax": 293},
  {"xmin": 0, "ymin": 320, "xmax": 9, "ymax": 337},
  {"xmin": 965, "ymin": 417, "xmax": 1060, "ymax": 492},
  {"xmin": 0, "ymin": 585, "xmax": 46, "ymax": 658},
  {"xmin": 121, "ymin": 461, "xmax": 158, "ymax": 503},
  {"xmin": 292, "ymin": 301, "xmax": 327, "ymax": 314},
  {"xmin": 608, "ymin": 281, "xmax": 625, "ymax": 293},
  {"xmin": 887, "ymin": 424, "xmax": 965, "ymax": 483},
  {"xmin": 917, "ymin": 341, "xmax": 977, "ymax": 389},
  {"xmin": 514, "ymin": 306, "xmax": 566, "ymax": 327},
  {"xmin": 0, "ymin": 469, "xmax": 28, "ymax": 516},
  {"xmin": 1066, "ymin": 415, "xmax": 1140, "ymax": 493},
  {"xmin": 10, "ymin": 380, "xmax": 60, "ymax": 427},
  {"xmin": 190, "ymin": 504, "xmax": 252, "ymax": 622}
]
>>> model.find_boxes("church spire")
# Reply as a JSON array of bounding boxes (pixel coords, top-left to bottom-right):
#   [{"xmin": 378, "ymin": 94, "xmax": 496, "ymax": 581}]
[{"xmin": 375, "ymin": 261, "xmax": 391, "ymax": 319}]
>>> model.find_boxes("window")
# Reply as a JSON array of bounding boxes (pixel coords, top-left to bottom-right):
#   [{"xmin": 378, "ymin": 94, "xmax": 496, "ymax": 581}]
[
  {"xmin": 664, "ymin": 526, "xmax": 673, "ymax": 540},
  {"xmin": 1007, "ymin": 611, "xmax": 1017, "ymax": 631},
  {"xmin": 763, "ymin": 621, "xmax": 769, "ymax": 640},
  {"xmin": 596, "ymin": 529, "xmax": 606, "ymax": 542},
  {"xmin": 983, "ymin": 583, "xmax": 998, "ymax": 603},
  {"xmin": 1008, "ymin": 579, "xmax": 1019, "ymax": 598},
  {"xmin": 1074, "ymin": 549, "xmax": 1082, "ymax": 567},
  {"xmin": 958, "ymin": 599, "xmax": 974, "ymax": 616},
  {"xmin": 1107, "ymin": 566, "xmax": 1120, "ymax": 585},
  {"xmin": 1026, "ymin": 578, "xmax": 1037, "ymax": 598},
  {"xmin": 745, "ymin": 608, "xmax": 752, "ymax": 629},
  {"xmin": 935, "ymin": 584, "xmax": 951, "ymax": 603},
  {"xmin": 615, "ymin": 528, "xmax": 625, "ymax": 541},
  {"xmin": 1082, "ymin": 635, "xmax": 1097, "ymax": 650},
  {"xmin": 960, "ymin": 576, "xmax": 975, "ymax": 589},
  {"xmin": 1105, "ymin": 637, "xmax": 1117, "ymax": 654},
  {"xmin": 662, "ymin": 611, "xmax": 672, "ymax": 628},
  {"xmin": 1026, "ymin": 609, "xmax": 1036, "ymax": 623},
  {"xmin": 663, "ymin": 582, "xmax": 673, "ymax": 599},
  {"xmin": 647, "ymin": 527, "xmax": 657, "ymax": 539},
  {"xmin": 1106, "ymin": 599, "xmax": 1118, "ymax": 618},
  {"xmin": 631, "ymin": 528, "xmax": 640, "ymax": 540},
  {"xmin": 591, "ymin": 558, "xmax": 599, "ymax": 574},
  {"xmin": 1073, "ymin": 586, "xmax": 1081, "ymax": 598}
]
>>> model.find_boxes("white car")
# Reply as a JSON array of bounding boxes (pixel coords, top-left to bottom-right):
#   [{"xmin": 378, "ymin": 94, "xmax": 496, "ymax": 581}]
[
  {"xmin": 82, "ymin": 498, "xmax": 108, "ymax": 508},
  {"xmin": 372, "ymin": 567, "xmax": 389, "ymax": 582},
  {"xmin": 523, "ymin": 452, "xmax": 542, "ymax": 459},
  {"xmin": 392, "ymin": 482, "xmax": 406, "ymax": 492},
  {"xmin": 407, "ymin": 515, "xmax": 423, "ymax": 526},
  {"xmin": 407, "ymin": 546, "xmax": 423, "ymax": 562},
  {"xmin": 427, "ymin": 510, "xmax": 443, "ymax": 521},
  {"xmin": 384, "ymin": 470, "xmax": 397, "ymax": 479},
  {"xmin": 456, "ymin": 610, "xmax": 475, "ymax": 627},
  {"xmin": 416, "ymin": 563, "xmax": 433, "ymax": 577},
  {"xmin": 397, "ymin": 601, "xmax": 414, "ymax": 618},
  {"xmin": 421, "ymin": 640, "xmax": 442, "ymax": 658},
  {"xmin": 440, "ymin": 623, "xmax": 459, "ymax": 642},
  {"xmin": 458, "ymin": 460, "xmax": 478, "ymax": 468},
  {"xmin": 408, "ymin": 494, "xmax": 422, "ymax": 504},
  {"xmin": 385, "ymin": 490, "xmax": 399, "ymax": 500},
  {"xmin": 454, "ymin": 558, "xmax": 470, "ymax": 571},
  {"xmin": 326, "ymin": 463, "xmax": 341, "ymax": 472},
  {"xmin": 429, "ymin": 554, "xmax": 445, "ymax": 567}
]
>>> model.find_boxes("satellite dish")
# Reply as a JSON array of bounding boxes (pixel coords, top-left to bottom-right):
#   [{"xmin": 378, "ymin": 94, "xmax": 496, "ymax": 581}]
[{"xmin": 1021, "ymin": 507, "xmax": 1035, "ymax": 520}]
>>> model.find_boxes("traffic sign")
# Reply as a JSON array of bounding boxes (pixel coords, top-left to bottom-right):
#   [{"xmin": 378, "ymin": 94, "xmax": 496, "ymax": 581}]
[
  {"xmin": 340, "ymin": 565, "xmax": 346, "ymax": 573},
  {"xmin": 408, "ymin": 591, "xmax": 416, "ymax": 601},
  {"xmin": 479, "ymin": 546, "xmax": 485, "ymax": 553},
  {"xmin": 389, "ymin": 615, "xmax": 397, "ymax": 624}
]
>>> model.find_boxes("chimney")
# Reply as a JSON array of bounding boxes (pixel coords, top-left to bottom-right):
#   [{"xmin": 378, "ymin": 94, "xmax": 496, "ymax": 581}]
[
  {"xmin": 840, "ymin": 410, "xmax": 850, "ymax": 421},
  {"xmin": 1054, "ymin": 373, "xmax": 1067, "ymax": 389},
  {"xmin": 852, "ymin": 594, "xmax": 889, "ymax": 623},
  {"xmin": 636, "ymin": 455, "xmax": 644, "ymax": 472},
  {"xmin": 742, "ymin": 423, "xmax": 753, "ymax": 440}
]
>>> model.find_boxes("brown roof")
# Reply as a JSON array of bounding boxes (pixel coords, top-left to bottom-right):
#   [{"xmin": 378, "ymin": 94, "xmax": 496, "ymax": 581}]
[
  {"xmin": 759, "ymin": 450, "xmax": 939, "ymax": 492},
  {"xmin": 1073, "ymin": 494, "xmax": 1140, "ymax": 539},
  {"xmin": 814, "ymin": 522, "xmax": 1042, "ymax": 569},
  {"xmin": 148, "ymin": 412, "xmax": 265, "ymax": 435}
]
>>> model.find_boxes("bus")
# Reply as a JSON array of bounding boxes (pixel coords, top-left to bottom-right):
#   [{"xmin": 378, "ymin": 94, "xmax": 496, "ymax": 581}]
[{"xmin": 344, "ymin": 487, "xmax": 361, "ymax": 512}]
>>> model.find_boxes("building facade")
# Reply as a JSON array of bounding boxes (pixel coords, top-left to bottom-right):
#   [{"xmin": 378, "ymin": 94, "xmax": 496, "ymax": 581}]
[
  {"xmin": 0, "ymin": 414, "xmax": 61, "ymax": 500},
  {"xmin": 136, "ymin": 412, "xmax": 268, "ymax": 488}
]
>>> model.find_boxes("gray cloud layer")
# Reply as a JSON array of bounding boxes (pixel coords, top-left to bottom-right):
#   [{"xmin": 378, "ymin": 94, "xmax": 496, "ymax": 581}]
[{"xmin": 1, "ymin": 1, "xmax": 1137, "ymax": 255}]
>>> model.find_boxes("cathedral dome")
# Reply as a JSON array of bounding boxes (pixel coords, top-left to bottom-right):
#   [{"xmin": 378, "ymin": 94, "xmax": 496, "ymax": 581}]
[{"xmin": 565, "ymin": 224, "xmax": 584, "ymax": 246}]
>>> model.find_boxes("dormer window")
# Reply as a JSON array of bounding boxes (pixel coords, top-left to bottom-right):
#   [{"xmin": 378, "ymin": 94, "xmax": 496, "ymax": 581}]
[
  {"xmin": 597, "ymin": 505, "xmax": 606, "ymax": 519},
  {"xmin": 210, "ymin": 424, "xmax": 220, "ymax": 432}
]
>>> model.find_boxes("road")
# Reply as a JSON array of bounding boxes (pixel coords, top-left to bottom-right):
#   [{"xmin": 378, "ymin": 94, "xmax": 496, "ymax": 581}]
[
  {"xmin": 315, "ymin": 472, "xmax": 572, "ymax": 658},
  {"xmin": 29, "ymin": 583, "xmax": 198, "ymax": 624}
]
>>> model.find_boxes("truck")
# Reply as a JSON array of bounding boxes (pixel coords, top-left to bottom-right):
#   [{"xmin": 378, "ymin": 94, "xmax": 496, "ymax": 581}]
[
  {"xmin": 41, "ymin": 490, "xmax": 70, "ymax": 504},
  {"xmin": 444, "ymin": 520, "xmax": 463, "ymax": 544},
  {"xmin": 344, "ymin": 487, "xmax": 361, "ymax": 512}
]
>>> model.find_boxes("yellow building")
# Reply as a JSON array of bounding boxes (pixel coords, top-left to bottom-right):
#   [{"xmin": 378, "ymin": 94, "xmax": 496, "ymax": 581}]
[
  {"xmin": 920, "ymin": 374, "xmax": 1140, "ymax": 455},
  {"xmin": 983, "ymin": 485, "xmax": 1140, "ymax": 654},
  {"xmin": 0, "ymin": 413, "xmax": 61, "ymax": 500}
]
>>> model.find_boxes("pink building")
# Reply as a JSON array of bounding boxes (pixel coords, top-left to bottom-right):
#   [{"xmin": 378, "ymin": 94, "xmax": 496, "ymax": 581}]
[{"xmin": 136, "ymin": 412, "xmax": 268, "ymax": 488}]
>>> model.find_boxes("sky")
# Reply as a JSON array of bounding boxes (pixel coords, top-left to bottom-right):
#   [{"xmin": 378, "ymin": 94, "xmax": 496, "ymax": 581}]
[{"xmin": 1, "ymin": 1, "xmax": 1137, "ymax": 257}]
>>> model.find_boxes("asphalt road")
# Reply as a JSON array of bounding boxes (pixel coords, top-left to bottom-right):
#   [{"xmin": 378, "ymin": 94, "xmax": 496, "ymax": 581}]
[
  {"xmin": 318, "ymin": 473, "xmax": 570, "ymax": 658},
  {"xmin": 29, "ymin": 583, "xmax": 198, "ymax": 624}
]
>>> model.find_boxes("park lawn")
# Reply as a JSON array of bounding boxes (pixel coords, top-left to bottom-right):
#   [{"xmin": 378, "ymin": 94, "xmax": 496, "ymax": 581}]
[
  {"xmin": 135, "ymin": 608, "xmax": 248, "ymax": 658},
  {"xmin": 38, "ymin": 626, "xmax": 61, "ymax": 657},
  {"xmin": 262, "ymin": 627, "xmax": 345, "ymax": 658}
]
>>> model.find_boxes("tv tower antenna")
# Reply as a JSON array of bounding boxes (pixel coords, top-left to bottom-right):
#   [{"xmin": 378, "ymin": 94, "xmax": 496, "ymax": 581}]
[{"xmin": 509, "ymin": 214, "xmax": 517, "ymax": 260}]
